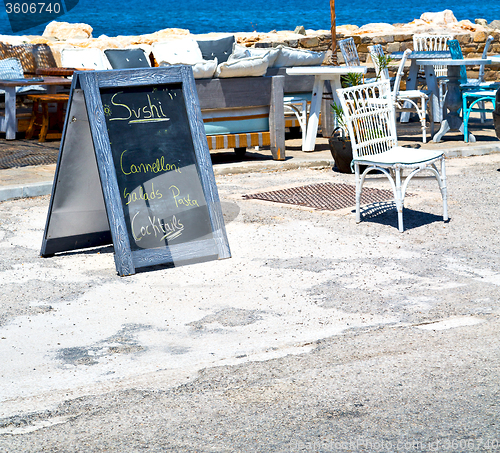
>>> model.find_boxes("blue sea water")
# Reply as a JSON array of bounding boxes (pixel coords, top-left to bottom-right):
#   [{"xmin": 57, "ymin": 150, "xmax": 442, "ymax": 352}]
[{"xmin": 1, "ymin": 0, "xmax": 500, "ymax": 36}]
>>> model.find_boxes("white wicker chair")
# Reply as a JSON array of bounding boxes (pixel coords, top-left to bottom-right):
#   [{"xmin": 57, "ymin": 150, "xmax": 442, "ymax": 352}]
[
  {"xmin": 339, "ymin": 38, "xmax": 361, "ymax": 66},
  {"xmin": 413, "ymin": 33, "xmax": 454, "ymax": 112},
  {"xmin": 368, "ymin": 44, "xmax": 394, "ymax": 83},
  {"xmin": 413, "ymin": 33, "xmax": 454, "ymax": 77},
  {"xmin": 336, "ymin": 80, "xmax": 448, "ymax": 232},
  {"xmin": 369, "ymin": 48, "xmax": 433, "ymax": 143},
  {"xmin": 339, "ymin": 38, "xmax": 376, "ymax": 83},
  {"xmin": 392, "ymin": 49, "xmax": 434, "ymax": 143}
]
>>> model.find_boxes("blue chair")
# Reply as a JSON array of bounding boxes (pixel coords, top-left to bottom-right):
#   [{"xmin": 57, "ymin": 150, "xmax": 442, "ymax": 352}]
[
  {"xmin": 462, "ymin": 90, "xmax": 496, "ymax": 142},
  {"xmin": 447, "ymin": 39, "xmax": 498, "ymax": 141}
]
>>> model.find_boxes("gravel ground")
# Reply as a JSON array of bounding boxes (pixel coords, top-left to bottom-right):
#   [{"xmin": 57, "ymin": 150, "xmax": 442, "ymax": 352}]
[{"xmin": 0, "ymin": 153, "xmax": 499, "ymax": 452}]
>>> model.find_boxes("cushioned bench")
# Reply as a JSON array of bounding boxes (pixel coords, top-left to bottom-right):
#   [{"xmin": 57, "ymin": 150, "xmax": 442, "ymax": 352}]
[{"xmin": 195, "ymin": 75, "xmax": 285, "ymax": 160}]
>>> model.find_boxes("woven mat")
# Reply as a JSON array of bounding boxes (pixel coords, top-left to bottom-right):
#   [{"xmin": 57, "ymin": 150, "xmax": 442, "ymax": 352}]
[{"xmin": 243, "ymin": 182, "xmax": 397, "ymax": 211}]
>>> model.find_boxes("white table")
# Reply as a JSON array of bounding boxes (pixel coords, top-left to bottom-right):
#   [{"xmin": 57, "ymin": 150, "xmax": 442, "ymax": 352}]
[
  {"xmin": 392, "ymin": 50, "xmax": 451, "ymax": 123},
  {"xmin": 286, "ymin": 65, "xmax": 367, "ymax": 151},
  {"xmin": 415, "ymin": 58, "xmax": 491, "ymax": 142}
]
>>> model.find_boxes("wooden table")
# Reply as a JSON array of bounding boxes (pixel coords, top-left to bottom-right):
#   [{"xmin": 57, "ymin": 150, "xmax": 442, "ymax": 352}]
[
  {"xmin": 286, "ymin": 65, "xmax": 367, "ymax": 151},
  {"xmin": 35, "ymin": 67, "xmax": 79, "ymax": 77},
  {"xmin": 415, "ymin": 58, "xmax": 491, "ymax": 142},
  {"xmin": 0, "ymin": 76, "xmax": 72, "ymax": 140}
]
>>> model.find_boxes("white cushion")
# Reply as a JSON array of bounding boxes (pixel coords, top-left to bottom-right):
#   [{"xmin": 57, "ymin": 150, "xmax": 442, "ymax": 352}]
[
  {"xmin": 229, "ymin": 43, "xmax": 281, "ymax": 67},
  {"xmin": 152, "ymin": 39, "xmax": 203, "ymax": 65},
  {"xmin": 215, "ymin": 55, "xmax": 269, "ymax": 78},
  {"xmin": 191, "ymin": 58, "xmax": 218, "ymax": 79},
  {"xmin": 227, "ymin": 43, "xmax": 251, "ymax": 61},
  {"xmin": 159, "ymin": 58, "xmax": 218, "ymax": 79},
  {"xmin": 60, "ymin": 47, "xmax": 111, "ymax": 70},
  {"xmin": 273, "ymin": 45, "xmax": 325, "ymax": 68}
]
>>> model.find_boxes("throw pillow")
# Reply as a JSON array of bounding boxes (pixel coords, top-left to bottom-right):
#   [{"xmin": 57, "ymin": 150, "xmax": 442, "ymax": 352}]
[
  {"xmin": 215, "ymin": 55, "xmax": 269, "ymax": 78},
  {"xmin": 273, "ymin": 46, "xmax": 326, "ymax": 68},
  {"xmin": 196, "ymin": 34, "xmax": 235, "ymax": 64},
  {"xmin": 152, "ymin": 39, "xmax": 204, "ymax": 65}
]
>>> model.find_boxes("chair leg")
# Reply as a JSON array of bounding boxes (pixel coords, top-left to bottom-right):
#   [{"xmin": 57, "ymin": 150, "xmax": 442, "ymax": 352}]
[
  {"xmin": 420, "ymin": 98, "xmax": 427, "ymax": 143},
  {"xmin": 395, "ymin": 167, "xmax": 404, "ymax": 232},
  {"xmin": 463, "ymin": 95, "xmax": 470, "ymax": 143},
  {"xmin": 355, "ymin": 163, "xmax": 361, "ymax": 224},
  {"xmin": 25, "ymin": 99, "xmax": 40, "ymax": 140},
  {"xmin": 480, "ymin": 100, "xmax": 486, "ymax": 123},
  {"xmin": 441, "ymin": 156, "xmax": 448, "ymax": 221},
  {"xmin": 428, "ymin": 95, "xmax": 434, "ymax": 138},
  {"xmin": 39, "ymin": 102, "xmax": 50, "ymax": 143}
]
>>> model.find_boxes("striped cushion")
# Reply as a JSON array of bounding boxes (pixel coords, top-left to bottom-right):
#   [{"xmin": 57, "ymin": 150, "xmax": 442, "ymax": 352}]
[
  {"xmin": 202, "ymin": 107, "xmax": 269, "ymax": 135},
  {"xmin": 206, "ymin": 132, "xmax": 270, "ymax": 150}
]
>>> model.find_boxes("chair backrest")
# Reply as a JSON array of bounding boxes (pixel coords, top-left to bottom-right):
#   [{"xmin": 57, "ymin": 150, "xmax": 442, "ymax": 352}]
[
  {"xmin": 447, "ymin": 39, "xmax": 468, "ymax": 84},
  {"xmin": 336, "ymin": 80, "xmax": 397, "ymax": 160},
  {"xmin": 0, "ymin": 57, "xmax": 24, "ymax": 79},
  {"xmin": 479, "ymin": 35, "xmax": 495, "ymax": 82},
  {"xmin": 0, "ymin": 42, "xmax": 57, "ymax": 75},
  {"xmin": 413, "ymin": 33, "xmax": 454, "ymax": 77},
  {"xmin": 368, "ymin": 44, "xmax": 390, "ymax": 80},
  {"xmin": 339, "ymin": 38, "xmax": 360, "ymax": 66},
  {"xmin": 391, "ymin": 49, "xmax": 411, "ymax": 102}
]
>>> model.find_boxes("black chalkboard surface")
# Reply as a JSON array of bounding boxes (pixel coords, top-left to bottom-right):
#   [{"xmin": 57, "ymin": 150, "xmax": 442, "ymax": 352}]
[
  {"xmin": 101, "ymin": 84, "xmax": 214, "ymax": 251},
  {"xmin": 41, "ymin": 66, "xmax": 230, "ymax": 276}
]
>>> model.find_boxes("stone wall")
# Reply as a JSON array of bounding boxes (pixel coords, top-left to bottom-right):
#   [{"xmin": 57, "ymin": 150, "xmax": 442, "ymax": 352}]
[{"xmin": 250, "ymin": 29, "xmax": 500, "ymax": 82}]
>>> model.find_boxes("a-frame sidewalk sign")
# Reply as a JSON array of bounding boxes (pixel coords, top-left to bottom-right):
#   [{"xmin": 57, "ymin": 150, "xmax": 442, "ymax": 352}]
[{"xmin": 40, "ymin": 66, "xmax": 231, "ymax": 276}]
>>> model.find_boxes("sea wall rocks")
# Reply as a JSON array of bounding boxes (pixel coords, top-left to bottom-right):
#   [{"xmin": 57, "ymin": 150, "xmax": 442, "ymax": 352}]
[
  {"xmin": 238, "ymin": 10, "xmax": 500, "ymax": 82},
  {"xmin": 2, "ymin": 10, "xmax": 500, "ymax": 81}
]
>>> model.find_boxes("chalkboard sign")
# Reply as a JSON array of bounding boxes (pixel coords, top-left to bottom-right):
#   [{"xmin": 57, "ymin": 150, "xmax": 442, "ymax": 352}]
[{"xmin": 41, "ymin": 66, "xmax": 230, "ymax": 276}]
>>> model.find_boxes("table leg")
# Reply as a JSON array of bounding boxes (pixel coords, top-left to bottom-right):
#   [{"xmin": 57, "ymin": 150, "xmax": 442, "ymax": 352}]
[
  {"xmin": 423, "ymin": 65, "xmax": 442, "ymax": 123},
  {"xmin": 4, "ymin": 87, "xmax": 17, "ymax": 140},
  {"xmin": 432, "ymin": 65, "xmax": 474, "ymax": 142},
  {"xmin": 302, "ymin": 77, "xmax": 324, "ymax": 151},
  {"xmin": 400, "ymin": 60, "xmax": 418, "ymax": 123}
]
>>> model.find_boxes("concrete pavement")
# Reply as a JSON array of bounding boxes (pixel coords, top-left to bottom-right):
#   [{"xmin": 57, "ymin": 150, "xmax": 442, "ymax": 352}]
[{"xmin": 0, "ymin": 125, "xmax": 499, "ymax": 452}]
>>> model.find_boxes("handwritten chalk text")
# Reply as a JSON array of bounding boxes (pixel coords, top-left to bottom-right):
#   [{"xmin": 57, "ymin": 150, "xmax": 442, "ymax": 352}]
[
  {"xmin": 120, "ymin": 150, "xmax": 181, "ymax": 176},
  {"xmin": 109, "ymin": 92, "xmax": 170, "ymax": 124}
]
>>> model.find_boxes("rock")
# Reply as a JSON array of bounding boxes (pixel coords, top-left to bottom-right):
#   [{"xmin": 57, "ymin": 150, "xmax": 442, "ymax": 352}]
[
  {"xmin": 473, "ymin": 31, "xmax": 487, "ymax": 42},
  {"xmin": 0, "ymin": 34, "xmax": 29, "ymax": 44},
  {"xmin": 458, "ymin": 20, "xmax": 480, "ymax": 32},
  {"xmin": 29, "ymin": 36, "xmax": 56, "ymax": 44},
  {"xmin": 299, "ymin": 36, "xmax": 319, "ymax": 48},
  {"xmin": 419, "ymin": 10, "xmax": 458, "ymax": 26},
  {"xmin": 489, "ymin": 20, "xmax": 500, "ymax": 30},
  {"xmin": 42, "ymin": 21, "xmax": 93, "ymax": 40},
  {"xmin": 294, "ymin": 26, "xmax": 306, "ymax": 35},
  {"xmin": 337, "ymin": 25, "xmax": 359, "ymax": 34},
  {"xmin": 354, "ymin": 23, "xmax": 396, "ymax": 34},
  {"xmin": 475, "ymin": 19, "xmax": 488, "ymax": 27}
]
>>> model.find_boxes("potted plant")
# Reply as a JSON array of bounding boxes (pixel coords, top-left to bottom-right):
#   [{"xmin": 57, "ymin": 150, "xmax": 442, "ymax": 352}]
[
  {"xmin": 329, "ymin": 56, "xmax": 393, "ymax": 173},
  {"xmin": 328, "ymin": 72, "xmax": 363, "ymax": 173}
]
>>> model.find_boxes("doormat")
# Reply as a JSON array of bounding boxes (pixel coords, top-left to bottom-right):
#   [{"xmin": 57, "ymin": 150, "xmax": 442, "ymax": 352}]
[{"xmin": 243, "ymin": 182, "xmax": 397, "ymax": 211}]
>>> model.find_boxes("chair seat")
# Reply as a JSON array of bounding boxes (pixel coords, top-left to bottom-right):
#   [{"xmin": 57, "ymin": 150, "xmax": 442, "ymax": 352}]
[
  {"xmin": 355, "ymin": 146, "xmax": 444, "ymax": 166},
  {"xmin": 397, "ymin": 89, "xmax": 430, "ymax": 99},
  {"xmin": 461, "ymin": 80, "xmax": 500, "ymax": 90},
  {"xmin": 462, "ymin": 89, "xmax": 497, "ymax": 98}
]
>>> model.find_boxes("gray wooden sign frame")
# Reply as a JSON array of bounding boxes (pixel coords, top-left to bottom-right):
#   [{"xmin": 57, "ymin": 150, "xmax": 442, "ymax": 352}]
[{"xmin": 40, "ymin": 66, "xmax": 231, "ymax": 276}]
